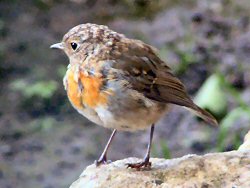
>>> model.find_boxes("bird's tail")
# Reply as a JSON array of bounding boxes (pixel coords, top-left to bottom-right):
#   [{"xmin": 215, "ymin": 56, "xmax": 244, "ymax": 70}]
[{"xmin": 186, "ymin": 103, "xmax": 218, "ymax": 126}]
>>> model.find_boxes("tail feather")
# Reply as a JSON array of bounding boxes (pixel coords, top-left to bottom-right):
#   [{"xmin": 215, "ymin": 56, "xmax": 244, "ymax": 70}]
[{"xmin": 187, "ymin": 104, "xmax": 218, "ymax": 126}]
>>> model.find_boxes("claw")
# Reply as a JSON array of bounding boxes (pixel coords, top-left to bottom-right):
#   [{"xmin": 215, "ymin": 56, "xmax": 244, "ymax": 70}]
[
  {"xmin": 95, "ymin": 156, "xmax": 112, "ymax": 166},
  {"xmin": 127, "ymin": 125, "xmax": 155, "ymax": 170},
  {"xmin": 95, "ymin": 129, "xmax": 117, "ymax": 167},
  {"xmin": 95, "ymin": 160, "xmax": 105, "ymax": 167},
  {"xmin": 126, "ymin": 159, "xmax": 151, "ymax": 170}
]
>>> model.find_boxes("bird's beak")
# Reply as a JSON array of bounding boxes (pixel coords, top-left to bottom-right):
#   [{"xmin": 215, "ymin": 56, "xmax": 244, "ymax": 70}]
[{"xmin": 50, "ymin": 42, "xmax": 64, "ymax": 50}]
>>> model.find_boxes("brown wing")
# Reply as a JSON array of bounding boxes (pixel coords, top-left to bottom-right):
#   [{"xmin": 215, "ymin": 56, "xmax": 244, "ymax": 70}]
[{"xmin": 112, "ymin": 38, "xmax": 218, "ymax": 126}]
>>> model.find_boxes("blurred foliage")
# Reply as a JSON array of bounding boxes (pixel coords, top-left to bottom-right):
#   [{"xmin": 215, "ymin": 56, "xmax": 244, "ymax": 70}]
[
  {"xmin": 217, "ymin": 107, "xmax": 250, "ymax": 151},
  {"xmin": 174, "ymin": 48, "xmax": 197, "ymax": 75},
  {"xmin": 27, "ymin": 116, "xmax": 56, "ymax": 133},
  {"xmin": 0, "ymin": 45, "xmax": 6, "ymax": 57},
  {"xmin": 195, "ymin": 71, "xmax": 250, "ymax": 152},
  {"xmin": 8, "ymin": 79, "xmax": 63, "ymax": 117},
  {"xmin": 152, "ymin": 139, "xmax": 171, "ymax": 159},
  {"xmin": 57, "ymin": 65, "xmax": 67, "ymax": 79},
  {"xmin": 0, "ymin": 19, "xmax": 6, "ymax": 64},
  {"xmin": 32, "ymin": 0, "xmax": 53, "ymax": 10},
  {"xmin": 160, "ymin": 140, "xmax": 171, "ymax": 159},
  {"xmin": 22, "ymin": 0, "xmax": 184, "ymax": 20},
  {"xmin": 10, "ymin": 79, "xmax": 58, "ymax": 99},
  {"xmin": 195, "ymin": 74, "xmax": 227, "ymax": 118},
  {"xmin": 122, "ymin": 0, "xmax": 169, "ymax": 18}
]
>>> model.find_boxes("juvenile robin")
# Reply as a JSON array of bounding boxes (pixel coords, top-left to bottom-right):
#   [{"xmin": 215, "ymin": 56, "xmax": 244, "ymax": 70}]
[{"xmin": 50, "ymin": 23, "xmax": 218, "ymax": 169}]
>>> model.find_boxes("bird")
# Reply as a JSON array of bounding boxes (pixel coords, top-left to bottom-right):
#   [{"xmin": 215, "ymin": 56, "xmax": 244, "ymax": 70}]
[{"xmin": 50, "ymin": 23, "xmax": 218, "ymax": 169}]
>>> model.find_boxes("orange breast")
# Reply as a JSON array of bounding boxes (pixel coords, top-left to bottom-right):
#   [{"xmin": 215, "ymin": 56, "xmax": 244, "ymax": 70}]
[
  {"xmin": 66, "ymin": 68, "xmax": 110, "ymax": 109},
  {"xmin": 66, "ymin": 69, "xmax": 83, "ymax": 109}
]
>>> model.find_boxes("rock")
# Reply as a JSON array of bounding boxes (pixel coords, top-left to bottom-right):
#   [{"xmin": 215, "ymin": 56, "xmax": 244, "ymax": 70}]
[
  {"xmin": 70, "ymin": 151, "xmax": 250, "ymax": 188},
  {"xmin": 238, "ymin": 130, "xmax": 250, "ymax": 151}
]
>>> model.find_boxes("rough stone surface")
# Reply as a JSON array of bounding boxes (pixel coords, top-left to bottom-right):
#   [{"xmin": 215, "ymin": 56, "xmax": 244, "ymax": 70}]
[
  {"xmin": 70, "ymin": 151, "xmax": 250, "ymax": 188},
  {"xmin": 239, "ymin": 130, "xmax": 250, "ymax": 151}
]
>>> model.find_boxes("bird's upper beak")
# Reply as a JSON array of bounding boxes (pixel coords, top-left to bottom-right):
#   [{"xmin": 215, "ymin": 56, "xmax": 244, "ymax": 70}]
[{"xmin": 50, "ymin": 42, "xmax": 64, "ymax": 50}]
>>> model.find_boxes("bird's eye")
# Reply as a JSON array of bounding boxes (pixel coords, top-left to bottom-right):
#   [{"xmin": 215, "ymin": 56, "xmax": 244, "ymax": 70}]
[{"xmin": 70, "ymin": 42, "xmax": 78, "ymax": 50}]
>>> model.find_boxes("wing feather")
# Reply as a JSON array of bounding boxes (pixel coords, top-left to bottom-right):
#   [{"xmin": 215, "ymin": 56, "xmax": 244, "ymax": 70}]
[{"xmin": 111, "ymin": 39, "xmax": 218, "ymax": 126}]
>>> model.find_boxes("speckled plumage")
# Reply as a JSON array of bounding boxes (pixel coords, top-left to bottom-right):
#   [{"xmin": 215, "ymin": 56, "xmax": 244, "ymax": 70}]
[{"xmin": 51, "ymin": 23, "xmax": 218, "ymax": 168}]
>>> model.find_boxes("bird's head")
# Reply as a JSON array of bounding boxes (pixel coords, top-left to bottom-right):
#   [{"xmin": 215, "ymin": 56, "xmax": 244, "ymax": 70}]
[{"xmin": 50, "ymin": 23, "xmax": 123, "ymax": 64}]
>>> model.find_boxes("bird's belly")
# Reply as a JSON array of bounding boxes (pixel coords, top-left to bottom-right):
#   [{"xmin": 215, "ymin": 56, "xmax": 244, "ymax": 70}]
[
  {"xmin": 76, "ymin": 107, "xmax": 103, "ymax": 126},
  {"xmin": 95, "ymin": 90, "xmax": 168, "ymax": 131},
  {"xmin": 95, "ymin": 104, "xmax": 167, "ymax": 131}
]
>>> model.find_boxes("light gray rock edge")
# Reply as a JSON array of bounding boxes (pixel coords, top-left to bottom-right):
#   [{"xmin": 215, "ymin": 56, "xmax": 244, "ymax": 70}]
[{"xmin": 70, "ymin": 150, "xmax": 250, "ymax": 188}]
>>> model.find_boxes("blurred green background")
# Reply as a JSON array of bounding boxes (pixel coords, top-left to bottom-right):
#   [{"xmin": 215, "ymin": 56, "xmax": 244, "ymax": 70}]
[{"xmin": 1, "ymin": 0, "xmax": 250, "ymax": 187}]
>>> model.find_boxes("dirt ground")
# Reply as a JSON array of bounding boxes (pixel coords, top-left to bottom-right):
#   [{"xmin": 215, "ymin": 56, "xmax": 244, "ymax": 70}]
[{"xmin": 1, "ymin": 0, "xmax": 250, "ymax": 188}]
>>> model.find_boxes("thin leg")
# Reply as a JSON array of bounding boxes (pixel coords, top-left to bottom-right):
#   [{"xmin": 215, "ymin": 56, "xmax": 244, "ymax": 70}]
[
  {"xmin": 127, "ymin": 124, "xmax": 155, "ymax": 169},
  {"xmin": 95, "ymin": 129, "xmax": 117, "ymax": 166}
]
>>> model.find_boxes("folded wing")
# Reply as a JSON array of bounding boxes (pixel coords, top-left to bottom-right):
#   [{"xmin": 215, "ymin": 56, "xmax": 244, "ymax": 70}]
[{"xmin": 112, "ymin": 38, "xmax": 218, "ymax": 126}]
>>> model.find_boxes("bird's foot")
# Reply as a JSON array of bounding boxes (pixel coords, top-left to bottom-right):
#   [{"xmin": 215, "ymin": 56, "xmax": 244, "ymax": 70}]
[
  {"xmin": 127, "ymin": 158, "xmax": 151, "ymax": 170},
  {"xmin": 94, "ymin": 156, "xmax": 111, "ymax": 167}
]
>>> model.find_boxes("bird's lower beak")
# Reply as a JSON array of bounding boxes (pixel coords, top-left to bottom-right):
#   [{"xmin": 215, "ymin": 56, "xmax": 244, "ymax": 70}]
[{"xmin": 50, "ymin": 42, "xmax": 64, "ymax": 50}]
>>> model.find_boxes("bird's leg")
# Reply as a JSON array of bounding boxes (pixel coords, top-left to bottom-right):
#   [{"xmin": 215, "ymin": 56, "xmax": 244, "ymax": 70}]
[
  {"xmin": 127, "ymin": 124, "xmax": 155, "ymax": 169},
  {"xmin": 95, "ymin": 129, "xmax": 117, "ymax": 166}
]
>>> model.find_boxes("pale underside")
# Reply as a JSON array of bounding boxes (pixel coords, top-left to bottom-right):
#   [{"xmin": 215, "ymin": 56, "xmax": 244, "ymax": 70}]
[{"xmin": 76, "ymin": 93, "xmax": 168, "ymax": 131}]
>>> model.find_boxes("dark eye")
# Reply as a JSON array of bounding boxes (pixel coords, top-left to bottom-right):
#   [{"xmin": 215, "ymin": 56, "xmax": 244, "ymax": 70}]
[{"xmin": 70, "ymin": 42, "xmax": 78, "ymax": 50}]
